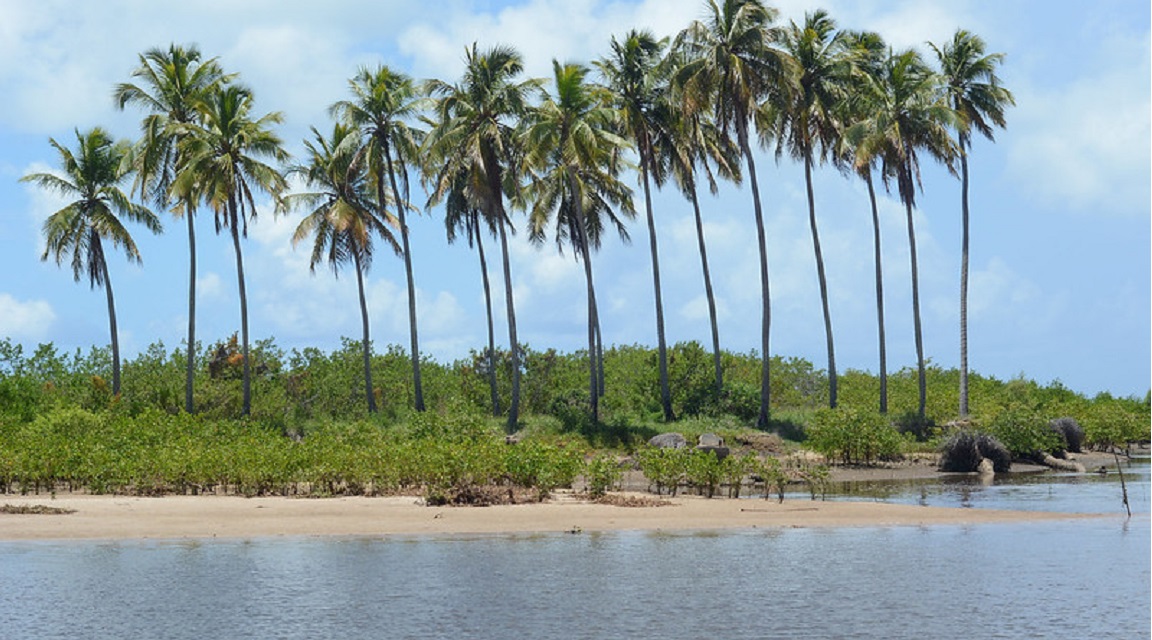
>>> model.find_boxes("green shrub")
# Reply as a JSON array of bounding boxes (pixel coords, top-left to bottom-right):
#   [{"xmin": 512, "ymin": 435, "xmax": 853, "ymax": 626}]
[
  {"xmin": 985, "ymin": 405, "xmax": 1061, "ymax": 461},
  {"xmin": 635, "ymin": 447, "xmax": 688, "ymax": 496},
  {"xmin": 805, "ymin": 407, "xmax": 903, "ymax": 464},
  {"xmin": 584, "ymin": 454, "xmax": 622, "ymax": 498}
]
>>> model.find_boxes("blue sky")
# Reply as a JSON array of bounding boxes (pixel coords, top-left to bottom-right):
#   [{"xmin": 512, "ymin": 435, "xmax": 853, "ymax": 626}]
[{"xmin": 1, "ymin": 0, "xmax": 1148, "ymax": 399}]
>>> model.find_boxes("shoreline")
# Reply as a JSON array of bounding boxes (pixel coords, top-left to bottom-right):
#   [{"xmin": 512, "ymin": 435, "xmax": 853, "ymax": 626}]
[{"xmin": 0, "ymin": 491, "xmax": 1108, "ymax": 542}]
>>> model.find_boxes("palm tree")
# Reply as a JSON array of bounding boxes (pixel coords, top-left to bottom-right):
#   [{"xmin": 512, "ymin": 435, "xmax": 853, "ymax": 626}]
[
  {"xmin": 113, "ymin": 43, "xmax": 232, "ymax": 414},
  {"xmin": 175, "ymin": 84, "xmax": 289, "ymax": 417},
  {"xmin": 285, "ymin": 123, "xmax": 399, "ymax": 414},
  {"xmin": 424, "ymin": 44, "xmax": 541, "ymax": 432},
  {"xmin": 436, "ymin": 163, "xmax": 502, "ymax": 416},
  {"xmin": 930, "ymin": 30, "xmax": 1013, "ymax": 419},
  {"xmin": 525, "ymin": 60, "xmax": 635, "ymax": 422},
  {"xmin": 849, "ymin": 48, "xmax": 956, "ymax": 420},
  {"xmin": 597, "ymin": 29, "xmax": 675, "ymax": 421},
  {"xmin": 769, "ymin": 10, "xmax": 852, "ymax": 409},
  {"xmin": 841, "ymin": 30, "xmax": 891, "ymax": 413},
  {"xmin": 21, "ymin": 128, "xmax": 162, "ymax": 396},
  {"xmin": 674, "ymin": 0, "xmax": 791, "ymax": 428},
  {"xmin": 331, "ymin": 65, "xmax": 428, "ymax": 411}
]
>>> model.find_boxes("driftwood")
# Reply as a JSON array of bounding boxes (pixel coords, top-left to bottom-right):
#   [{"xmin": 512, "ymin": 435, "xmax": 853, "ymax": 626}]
[{"xmin": 1039, "ymin": 453, "xmax": 1085, "ymax": 473}]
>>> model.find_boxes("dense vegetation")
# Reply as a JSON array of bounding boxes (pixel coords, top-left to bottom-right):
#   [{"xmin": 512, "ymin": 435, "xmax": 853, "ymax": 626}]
[{"xmin": 1, "ymin": 336, "xmax": 1146, "ymax": 497}]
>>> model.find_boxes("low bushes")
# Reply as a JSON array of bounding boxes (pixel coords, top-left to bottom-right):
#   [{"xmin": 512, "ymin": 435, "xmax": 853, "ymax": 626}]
[{"xmin": 804, "ymin": 407, "xmax": 904, "ymax": 464}]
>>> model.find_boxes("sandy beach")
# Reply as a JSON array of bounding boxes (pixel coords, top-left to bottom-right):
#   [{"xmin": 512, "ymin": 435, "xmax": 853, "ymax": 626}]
[{"xmin": 0, "ymin": 491, "xmax": 1104, "ymax": 542}]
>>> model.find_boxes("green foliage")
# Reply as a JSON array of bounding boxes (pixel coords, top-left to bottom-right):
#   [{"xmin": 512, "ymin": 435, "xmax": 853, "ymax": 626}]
[
  {"xmin": 635, "ymin": 447, "xmax": 688, "ymax": 496},
  {"xmin": 805, "ymin": 407, "xmax": 903, "ymax": 464},
  {"xmin": 583, "ymin": 454, "xmax": 622, "ymax": 498},
  {"xmin": 983, "ymin": 404, "xmax": 1062, "ymax": 461}
]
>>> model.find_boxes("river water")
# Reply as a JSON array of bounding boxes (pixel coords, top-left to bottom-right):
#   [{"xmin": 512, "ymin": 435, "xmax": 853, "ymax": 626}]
[{"xmin": 2, "ymin": 463, "xmax": 1148, "ymax": 640}]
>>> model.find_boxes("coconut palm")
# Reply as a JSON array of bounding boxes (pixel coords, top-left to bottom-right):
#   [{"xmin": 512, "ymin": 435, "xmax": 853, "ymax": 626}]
[
  {"xmin": 840, "ymin": 30, "xmax": 891, "ymax": 413},
  {"xmin": 657, "ymin": 82, "xmax": 742, "ymax": 399},
  {"xmin": 525, "ymin": 60, "xmax": 635, "ymax": 422},
  {"xmin": 849, "ymin": 48, "xmax": 956, "ymax": 420},
  {"xmin": 424, "ymin": 44, "xmax": 541, "ymax": 431},
  {"xmin": 113, "ymin": 43, "xmax": 232, "ymax": 414},
  {"xmin": 674, "ymin": 0, "xmax": 791, "ymax": 428},
  {"xmin": 769, "ymin": 10, "xmax": 853, "ymax": 409},
  {"xmin": 284, "ymin": 123, "xmax": 399, "ymax": 414},
  {"xmin": 331, "ymin": 65, "xmax": 428, "ymax": 412},
  {"xmin": 930, "ymin": 30, "xmax": 1013, "ymax": 419},
  {"xmin": 435, "ymin": 162, "xmax": 502, "ymax": 416},
  {"xmin": 596, "ymin": 29, "xmax": 676, "ymax": 421},
  {"xmin": 175, "ymin": 84, "xmax": 289, "ymax": 417},
  {"xmin": 21, "ymin": 128, "xmax": 162, "ymax": 396}
]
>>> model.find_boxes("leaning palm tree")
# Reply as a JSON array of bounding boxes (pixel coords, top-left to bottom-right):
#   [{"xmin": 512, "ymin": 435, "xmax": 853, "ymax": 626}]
[
  {"xmin": 840, "ymin": 29, "xmax": 891, "ymax": 413},
  {"xmin": 596, "ymin": 29, "xmax": 675, "ymax": 421},
  {"xmin": 285, "ymin": 123, "xmax": 399, "ymax": 414},
  {"xmin": 525, "ymin": 60, "xmax": 635, "ymax": 422},
  {"xmin": 769, "ymin": 10, "xmax": 853, "ymax": 409},
  {"xmin": 930, "ymin": 30, "xmax": 1013, "ymax": 419},
  {"xmin": 331, "ymin": 65, "xmax": 428, "ymax": 412},
  {"xmin": 21, "ymin": 128, "xmax": 162, "ymax": 396},
  {"xmin": 175, "ymin": 84, "xmax": 289, "ymax": 417},
  {"xmin": 424, "ymin": 44, "xmax": 541, "ymax": 432},
  {"xmin": 849, "ymin": 48, "xmax": 956, "ymax": 420},
  {"xmin": 674, "ymin": 0, "xmax": 792, "ymax": 428},
  {"xmin": 113, "ymin": 43, "xmax": 232, "ymax": 414}
]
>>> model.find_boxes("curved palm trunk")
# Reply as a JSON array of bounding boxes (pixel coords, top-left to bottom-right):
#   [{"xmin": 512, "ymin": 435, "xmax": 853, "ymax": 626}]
[
  {"xmin": 689, "ymin": 182, "xmax": 723, "ymax": 397},
  {"xmin": 228, "ymin": 202, "xmax": 252, "ymax": 418},
  {"xmin": 958, "ymin": 134, "xmax": 971, "ymax": 418},
  {"xmin": 496, "ymin": 217, "xmax": 521, "ymax": 432},
  {"xmin": 639, "ymin": 147, "xmax": 673, "ymax": 421},
  {"xmin": 352, "ymin": 250, "xmax": 377, "ymax": 413},
  {"xmin": 473, "ymin": 215, "xmax": 501, "ymax": 416},
  {"xmin": 185, "ymin": 211, "xmax": 197, "ymax": 413},
  {"xmin": 94, "ymin": 235, "xmax": 121, "ymax": 397},
  {"xmin": 865, "ymin": 171, "xmax": 888, "ymax": 413},
  {"xmin": 904, "ymin": 198, "xmax": 927, "ymax": 420},
  {"xmin": 383, "ymin": 146, "xmax": 424, "ymax": 412},
  {"xmin": 738, "ymin": 120, "xmax": 772, "ymax": 429},
  {"xmin": 803, "ymin": 149, "xmax": 837, "ymax": 409}
]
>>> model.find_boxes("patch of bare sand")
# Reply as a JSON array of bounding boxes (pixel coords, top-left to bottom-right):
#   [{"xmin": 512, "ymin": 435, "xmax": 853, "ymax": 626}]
[{"xmin": 0, "ymin": 492, "xmax": 1104, "ymax": 542}]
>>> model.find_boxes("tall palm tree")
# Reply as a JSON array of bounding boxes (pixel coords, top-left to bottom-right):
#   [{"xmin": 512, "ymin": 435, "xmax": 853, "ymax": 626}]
[
  {"xmin": 525, "ymin": 60, "xmax": 635, "ymax": 422},
  {"xmin": 285, "ymin": 123, "xmax": 399, "ymax": 414},
  {"xmin": 840, "ymin": 30, "xmax": 891, "ymax": 413},
  {"xmin": 175, "ymin": 84, "xmax": 289, "ymax": 417},
  {"xmin": 21, "ymin": 128, "xmax": 162, "ymax": 396},
  {"xmin": 769, "ymin": 10, "xmax": 852, "ymax": 409},
  {"xmin": 435, "ymin": 163, "xmax": 502, "ymax": 416},
  {"xmin": 675, "ymin": 0, "xmax": 791, "ymax": 428},
  {"xmin": 425, "ymin": 44, "xmax": 541, "ymax": 432},
  {"xmin": 597, "ymin": 29, "xmax": 675, "ymax": 421},
  {"xmin": 930, "ymin": 30, "xmax": 1013, "ymax": 419},
  {"xmin": 331, "ymin": 65, "xmax": 428, "ymax": 411},
  {"xmin": 114, "ymin": 43, "xmax": 231, "ymax": 414},
  {"xmin": 849, "ymin": 48, "xmax": 956, "ymax": 420}
]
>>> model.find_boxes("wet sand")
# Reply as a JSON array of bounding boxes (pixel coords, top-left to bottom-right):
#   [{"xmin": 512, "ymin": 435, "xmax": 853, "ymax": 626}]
[{"xmin": 0, "ymin": 491, "xmax": 1102, "ymax": 542}]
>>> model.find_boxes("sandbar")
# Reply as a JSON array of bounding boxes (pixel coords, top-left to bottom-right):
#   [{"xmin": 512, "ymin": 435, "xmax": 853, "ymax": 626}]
[{"xmin": 0, "ymin": 492, "xmax": 1102, "ymax": 542}]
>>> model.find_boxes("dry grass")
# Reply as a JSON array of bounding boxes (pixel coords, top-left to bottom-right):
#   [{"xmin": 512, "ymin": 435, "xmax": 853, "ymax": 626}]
[{"xmin": 1, "ymin": 503, "xmax": 77, "ymax": 515}]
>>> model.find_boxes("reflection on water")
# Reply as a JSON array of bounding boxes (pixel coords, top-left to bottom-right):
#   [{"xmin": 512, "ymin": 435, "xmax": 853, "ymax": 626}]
[{"xmin": 1, "ymin": 461, "xmax": 1148, "ymax": 640}]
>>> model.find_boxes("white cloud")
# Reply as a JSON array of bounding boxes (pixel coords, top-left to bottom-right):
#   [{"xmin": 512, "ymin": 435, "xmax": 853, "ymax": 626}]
[{"xmin": 0, "ymin": 293, "xmax": 56, "ymax": 340}]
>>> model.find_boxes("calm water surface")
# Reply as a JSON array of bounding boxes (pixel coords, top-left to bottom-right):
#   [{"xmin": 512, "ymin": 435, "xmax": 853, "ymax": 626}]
[{"xmin": 2, "ymin": 463, "xmax": 1148, "ymax": 640}]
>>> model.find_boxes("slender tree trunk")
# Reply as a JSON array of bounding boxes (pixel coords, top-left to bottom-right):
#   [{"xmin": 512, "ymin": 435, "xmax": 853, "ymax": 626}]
[
  {"xmin": 384, "ymin": 146, "xmax": 424, "ymax": 412},
  {"xmin": 803, "ymin": 149, "xmax": 837, "ymax": 409},
  {"xmin": 185, "ymin": 210, "xmax": 196, "ymax": 413},
  {"xmin": 905, "ymin": 199, "xmax": 926, "ymax": 420},
  {"xmin": 353, "ymin": 250, "xmax": 377, "ymax": 413},
  {"xmin": 638, "ymin": 145, "xmax": 673, "ymax": 422},
  {"xmin": 95, "ymin": 236, "xmax": 121, "ymax": 397},
  {"xmin": 689, "ymin": 183, "xmax": 723, "ymax": 398},
  {"xmin": 958, "ymin": 135, "xmax": 971, "ymax": 418},
  {"xmin": 865, "ymin": 171, "xmax": 888, "ymax": 414},
  {"xmin": 496, "ymin": 216, "xmax": 520, "ymax": 432},
  {"xmin": 229, "ymin": 207, "xmax": 251, "ymax": 418},
  {"xmin": 738, "ymin": 120, "xmax": 772, "ymax": 429},
  {"xmin": 474, "ymin": 215, "xmax": 501, "ymax": 416},
  {"xmin": 569, "ymin": 169, "xmax": 600, "ymax": 422}
]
